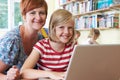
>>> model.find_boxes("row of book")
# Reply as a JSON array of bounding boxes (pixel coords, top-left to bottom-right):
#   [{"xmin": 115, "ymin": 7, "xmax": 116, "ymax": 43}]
[
  {"xmin": 61, "ymin": 1, "xmax": 80, "ymax": 15},
  {"xmin": 59, "ymin": 0, "xmax": 71, "ymax": 5},
  {"xmin": 60, "ymin": 0, "xmax": 118, "ymax": 14},
  {"xmin": 75, "ymin": 13, "xmax": 119, "ymax": 29}
]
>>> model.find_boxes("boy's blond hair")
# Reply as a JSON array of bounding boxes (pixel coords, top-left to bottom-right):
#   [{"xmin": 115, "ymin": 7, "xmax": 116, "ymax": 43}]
[{"xmin": 48, "ymin": 9, "xmax": 75, "ymax": 43}]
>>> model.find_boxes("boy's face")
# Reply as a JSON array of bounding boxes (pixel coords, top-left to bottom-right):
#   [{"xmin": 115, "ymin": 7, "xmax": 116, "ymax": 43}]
[{"xmin": 55, "ymin": 20, "xmax": 74, "ymax": 44}]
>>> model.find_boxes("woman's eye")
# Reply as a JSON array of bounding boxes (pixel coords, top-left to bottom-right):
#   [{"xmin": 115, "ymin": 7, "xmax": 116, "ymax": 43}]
[
  {"xmin": 30, "ymin": 12, "xmax": 36, "ymax": 14},
  {"xmin": 30, "ymin": 12, "xmax": 45, "ymax": 15},
  {"xmin": 39, "ymin": 12, "xmax": 46, "ymax": 15}
]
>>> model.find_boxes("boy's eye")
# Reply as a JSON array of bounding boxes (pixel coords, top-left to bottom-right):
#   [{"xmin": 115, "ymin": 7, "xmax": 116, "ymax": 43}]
[
  {"xmin": 59, "ymin": 26, "xmax": 64, "ymax": 28},
  {"xmin": 58, "ymin": 26, "xmax": 65, "ymax": 30},
  {"xmin": 69, "ymin": 27, "xmax": 74, "ymax": 30}
]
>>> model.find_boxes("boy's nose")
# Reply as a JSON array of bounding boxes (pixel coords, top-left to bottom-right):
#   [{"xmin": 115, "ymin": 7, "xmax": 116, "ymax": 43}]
[{"xmin": 64, "ymin": 28, "xmax": 69, "ymax": 34}]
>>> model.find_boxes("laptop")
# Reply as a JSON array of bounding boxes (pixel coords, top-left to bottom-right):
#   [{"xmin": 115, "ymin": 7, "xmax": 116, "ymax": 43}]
[{"xmin": 64, "ymin": 44, "xmax": 120, "ymax": 80}]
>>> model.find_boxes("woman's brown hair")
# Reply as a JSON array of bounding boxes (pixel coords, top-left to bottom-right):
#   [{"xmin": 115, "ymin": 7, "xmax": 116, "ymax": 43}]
[{"xmin": 20, "ymin": 0, "xmax": 48, "ymax": 16}]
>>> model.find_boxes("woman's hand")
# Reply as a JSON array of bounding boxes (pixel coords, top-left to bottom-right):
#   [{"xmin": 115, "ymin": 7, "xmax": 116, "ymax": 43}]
[{"xmin": 6, "ymin": 66, "xmax": 20, "ymax": 80}]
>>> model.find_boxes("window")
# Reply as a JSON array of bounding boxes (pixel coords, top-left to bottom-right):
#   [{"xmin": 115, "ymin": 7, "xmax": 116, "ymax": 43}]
[
  {"xmin": 0, "ymin": 0, "xmax": 8, "ymax": 29},
  {"xmin": 14, "ymin": 1, "xmax": 22, "ymax": 28},
  {"xmin": 0, "ymin": 0, "xmax": 22, "ymax": 30}
]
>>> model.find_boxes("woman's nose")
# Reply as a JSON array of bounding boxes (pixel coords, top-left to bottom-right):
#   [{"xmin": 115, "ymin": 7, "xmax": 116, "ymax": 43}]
[{"xmin": 35, "ymin": 13, "xmax": 41, "ymax": 20}]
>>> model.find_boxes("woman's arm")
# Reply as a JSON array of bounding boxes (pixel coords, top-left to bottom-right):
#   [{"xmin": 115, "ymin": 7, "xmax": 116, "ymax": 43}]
[
  {"xmin": 0, "ymin": 60, "xmax": 8, "ymax": 80},
  {"xmin": 0, "ymin": 28, "xmax": 22, "ymax": 80},
  {"xmin": 0, "ymin": 61, "xmax": 19, "ymax": 80}
]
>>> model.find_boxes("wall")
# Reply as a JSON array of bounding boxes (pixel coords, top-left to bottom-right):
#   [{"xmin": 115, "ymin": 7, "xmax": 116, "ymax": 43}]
[
  {"xmin": 44, "ymin": 0, "xmax": 58, "ymax": 28},
  {"xmin": 78, "ymin": 29, "xmax": 120, "ymax": 44}
]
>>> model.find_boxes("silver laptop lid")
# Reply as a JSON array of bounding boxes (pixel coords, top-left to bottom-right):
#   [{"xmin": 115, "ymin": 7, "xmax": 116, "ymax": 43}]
[{"xmin": 65, "ymin": 44, "xmax": 120, "ymax": 80}]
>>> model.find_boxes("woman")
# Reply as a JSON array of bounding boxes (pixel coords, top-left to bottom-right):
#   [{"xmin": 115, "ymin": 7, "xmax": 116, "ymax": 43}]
[{"xmin": 0, "ymin": 0, "xmax": 48, "ymax": 80}]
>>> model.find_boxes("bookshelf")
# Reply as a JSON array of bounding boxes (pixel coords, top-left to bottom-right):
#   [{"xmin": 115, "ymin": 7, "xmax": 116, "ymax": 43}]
[{"xmin": 59, "ymin": 0, "xmax": 120, "ymax": 30}]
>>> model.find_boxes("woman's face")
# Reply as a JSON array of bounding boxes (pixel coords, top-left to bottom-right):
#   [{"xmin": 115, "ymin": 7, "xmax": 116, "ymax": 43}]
[
  {"xmin": 55, "ymin": 20, "xmax": 74, "ymax": 44},
  {"xmin": 23, "ymin": 7, "xmax": 47, "ymax": 31}
]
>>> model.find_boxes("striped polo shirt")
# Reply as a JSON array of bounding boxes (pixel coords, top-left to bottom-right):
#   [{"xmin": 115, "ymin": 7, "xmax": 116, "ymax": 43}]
[{"xmin": 33, "ymin": 38, "xmax": 76, "ymax": 72}]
